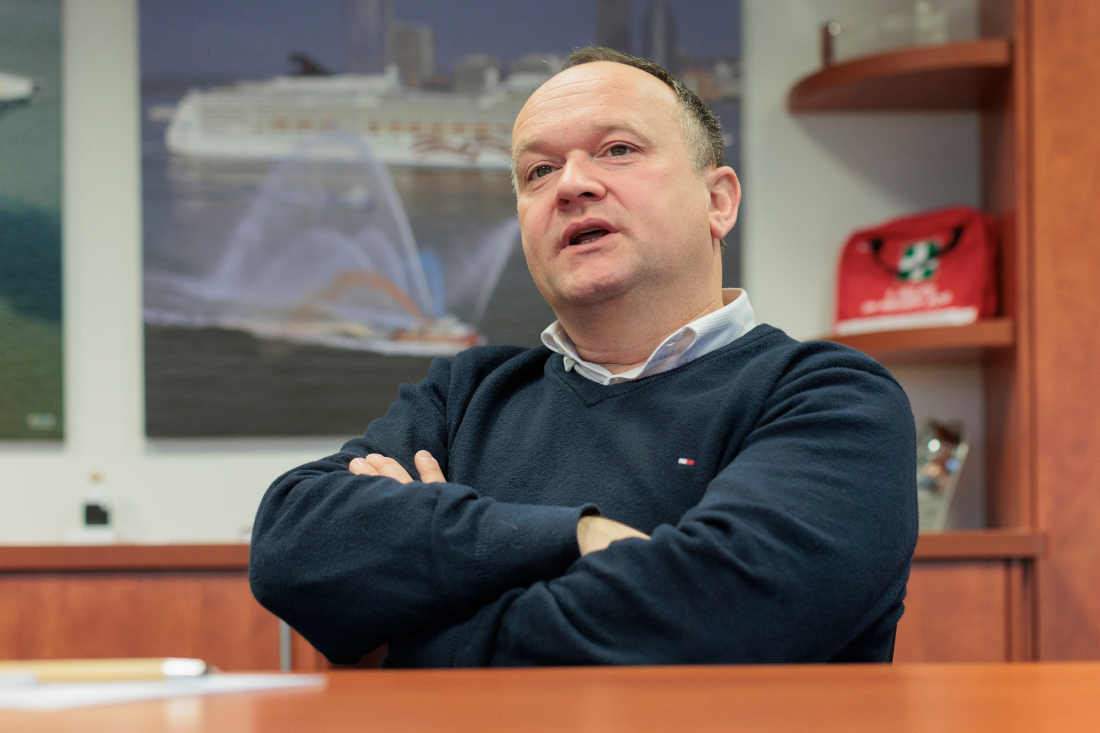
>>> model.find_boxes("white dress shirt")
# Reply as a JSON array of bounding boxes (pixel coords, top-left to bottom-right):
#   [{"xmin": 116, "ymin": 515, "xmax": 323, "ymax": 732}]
[{"xmin": 541, "ymin": 288, "xmax": 757, "ymax": 386}]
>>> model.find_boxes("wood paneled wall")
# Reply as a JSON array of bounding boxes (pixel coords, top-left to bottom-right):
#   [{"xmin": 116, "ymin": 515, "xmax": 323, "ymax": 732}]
[
  {"xmin": 0, "ymin": 546, "xmax": 374, "ymax": 672},
  {"xmin": 0, "ymin": 562, "xmax": 1022, "ymax": 667},
  {"xmin": 1030, "ymin": 0, "xmax": 1100, "ymax": 660},
  {"xmin": 0, "ymin": 572, "xmax": 281, "ymax": 671},
  {"xmin": 981, "ymin": 0, "xmax": 1033, "ymax": 531},
  {"xmin": 0, "ymin": 543, "xmax": 1037, "ymax": 667},
  {"xmin": 897, "ymin": 558, "xmax": 1033, "ymax": 663},
  {"xmin": 897, "ymin": 562, "xmax": 1008, "ymax": 662}
]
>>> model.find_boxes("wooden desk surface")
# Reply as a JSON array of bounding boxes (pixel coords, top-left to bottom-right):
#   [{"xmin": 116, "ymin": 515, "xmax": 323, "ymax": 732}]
[{"xmin": 2, "ymin": 663, "xmax": 1099, "ymax": 732}]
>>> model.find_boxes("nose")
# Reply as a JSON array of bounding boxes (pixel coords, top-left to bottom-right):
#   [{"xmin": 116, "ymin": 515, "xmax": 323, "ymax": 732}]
[{"xmin": 554, "ymin": 154, "xmax": 606, "ymax": 210}]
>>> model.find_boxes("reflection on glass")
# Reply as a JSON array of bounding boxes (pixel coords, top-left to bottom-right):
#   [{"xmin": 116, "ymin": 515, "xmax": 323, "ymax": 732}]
[
  {"xmin": 821, "ymin": 0, "xmax": 978, "ymax": 65},
  {"xmin": 916, "ymin": 419, "xmax": 969, "ymax": 532}
]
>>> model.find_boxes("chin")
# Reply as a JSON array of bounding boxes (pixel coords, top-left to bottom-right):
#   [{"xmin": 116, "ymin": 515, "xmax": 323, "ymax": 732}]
[{"xmin": 553, "ymin": 273, "xmax": 637, "ymax": 308}]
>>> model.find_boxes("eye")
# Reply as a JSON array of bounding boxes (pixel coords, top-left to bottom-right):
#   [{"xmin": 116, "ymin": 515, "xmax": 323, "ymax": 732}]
[
  {"xmin": 607, "ymin": 144, "xmax": 632, "ymax": 157},
  {"xmin": 529, "ymin": 164, "xmax": 554, "ymax": 180}
]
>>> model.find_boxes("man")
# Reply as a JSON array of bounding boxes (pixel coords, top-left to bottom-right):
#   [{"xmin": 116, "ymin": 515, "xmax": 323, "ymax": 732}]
[{"xmin": 250, "ymin": 47, "xmax": 917, "ymax": 666}]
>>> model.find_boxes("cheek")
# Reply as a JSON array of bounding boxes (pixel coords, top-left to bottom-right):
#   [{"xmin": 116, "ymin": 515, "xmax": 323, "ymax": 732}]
[
  {"xmin": 516, "ymin": 197, "xmax": 536, "ymax": 232},
  {"xmin": 518, "ymin": 199, "xmax": 553, "ymax": 253},
  {"xmin": 616, "ymin": 176, "xmax": 711, "ymax": 265},
  {"xmin": 617, "ymin": 167, "xmax": 685, "ymax": 215},
  {"xmin": 519, "ymin": 234, "xmax": 554, "ymax": 297},
  {"xmin": 519, "ymin": 232, "xmax": 538, "ymax": 268},
  {"xmin": 517, "ymin": 214, "xmax": 547, "ymax": 279},
  {"xmin": 645, "ymin": 176, "xmax": 710, "ymax": 230}
]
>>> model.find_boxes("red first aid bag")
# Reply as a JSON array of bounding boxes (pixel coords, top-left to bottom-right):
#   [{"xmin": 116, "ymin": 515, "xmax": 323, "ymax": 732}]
[{"xmin": 834, "ymin": 206, "xmax": 998, "ymax": 335}]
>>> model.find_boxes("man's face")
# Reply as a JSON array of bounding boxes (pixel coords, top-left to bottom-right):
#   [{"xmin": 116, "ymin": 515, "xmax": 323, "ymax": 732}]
[{"xmin": 512, "ymin": 62, "xmax": 721, "ymax": 313}]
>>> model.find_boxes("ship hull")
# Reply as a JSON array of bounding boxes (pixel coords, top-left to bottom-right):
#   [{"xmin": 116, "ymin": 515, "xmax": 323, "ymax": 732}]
[{"xmin": 164, "ymin": 75, "xmax": 526, "ymax": 170}]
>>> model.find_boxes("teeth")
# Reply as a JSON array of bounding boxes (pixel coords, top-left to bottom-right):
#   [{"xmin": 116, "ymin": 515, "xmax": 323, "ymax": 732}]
[{"xmin": 571, "ymin": 228, "xmax": 608, "ymax": 245}]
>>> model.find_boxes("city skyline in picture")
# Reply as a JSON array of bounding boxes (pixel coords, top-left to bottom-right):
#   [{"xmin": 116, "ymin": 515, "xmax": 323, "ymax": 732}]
[
  {"xmin": 141, "ymin": 1, "xmax": 741, "ymax": 83},
  {"xmin": 140, "ymin": 0, "xmax": 743, "ymax": 437}
]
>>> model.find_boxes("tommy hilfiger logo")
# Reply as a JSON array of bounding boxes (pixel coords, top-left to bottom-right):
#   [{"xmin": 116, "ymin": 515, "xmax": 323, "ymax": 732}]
[{"xmin": 677, "ymin": 458, "xmax": 695, "ymax": 466}]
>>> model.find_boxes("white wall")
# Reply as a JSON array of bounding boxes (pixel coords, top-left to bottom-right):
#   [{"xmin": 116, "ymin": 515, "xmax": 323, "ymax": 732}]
[
  {"xmin": 0, "ymin": 0, "xmax": 988, "ymax": 543},
  {"xmin": 742, "ymin": 0, "xmax": 986, "ymax": 528}
]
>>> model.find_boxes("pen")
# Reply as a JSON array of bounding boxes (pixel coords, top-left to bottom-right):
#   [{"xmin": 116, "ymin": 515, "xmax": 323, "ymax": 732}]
[{"xmin": 0, "ymin": 658, "xmax": 208, "ymax": 683}]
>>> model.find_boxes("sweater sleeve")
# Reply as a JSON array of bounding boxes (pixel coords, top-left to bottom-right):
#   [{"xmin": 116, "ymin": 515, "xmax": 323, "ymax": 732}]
[
  {"xmin": 386, "ymin": 350, "xmax": 919, "ymax": 666},
  {"xmin": 248, "ymin": 355, "xmax": 596, "ymax": 664}
]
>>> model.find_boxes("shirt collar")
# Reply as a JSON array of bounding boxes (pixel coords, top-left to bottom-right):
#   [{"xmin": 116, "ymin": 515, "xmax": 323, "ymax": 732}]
[{"xmin": 541, "ymin": 288, "xmax": 756, "ymax": 386}]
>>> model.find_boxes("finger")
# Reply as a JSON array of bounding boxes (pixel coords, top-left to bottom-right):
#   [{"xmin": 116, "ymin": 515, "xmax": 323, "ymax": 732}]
[
  {"xmin": 348, "ymin": 457, "xmax": 376, "ymax": 475},
  {"xmin": 366, "ymin": 454, "xmax": 414, "ymax": 484},
  {"xmin": 577, "ymin": 516, "xmax": 650, "ymax": 556},
  {"xmin": 414, "ymin": 450, "xmax": 447, "ymax": 483}
]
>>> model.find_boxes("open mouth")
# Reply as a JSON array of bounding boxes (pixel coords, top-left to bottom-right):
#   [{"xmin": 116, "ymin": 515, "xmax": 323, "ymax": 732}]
[{"xmin": 569, "ymin": 228, "xmax": 610, "ymax": 246}]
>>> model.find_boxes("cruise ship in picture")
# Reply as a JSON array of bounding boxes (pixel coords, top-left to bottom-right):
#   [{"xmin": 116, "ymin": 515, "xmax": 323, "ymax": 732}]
[
  {"xmin": 165, "ymin": 66, "xmax": 543, "ymax": 169},
  {"xmin": 0, "ymin": 71, "xmax": 34, "ymax": 114}
]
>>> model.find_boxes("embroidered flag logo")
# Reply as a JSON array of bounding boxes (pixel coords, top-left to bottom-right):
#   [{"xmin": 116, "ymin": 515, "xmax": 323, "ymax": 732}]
[{"xmin": 677, "ymin": 458, "xmax": 695, "ymax": 466}]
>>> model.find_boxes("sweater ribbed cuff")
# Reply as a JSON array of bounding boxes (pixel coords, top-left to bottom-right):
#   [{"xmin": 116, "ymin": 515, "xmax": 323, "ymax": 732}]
[{"xmin": 472, "ymin": 502, "xmax": 600, "ymax": 599}]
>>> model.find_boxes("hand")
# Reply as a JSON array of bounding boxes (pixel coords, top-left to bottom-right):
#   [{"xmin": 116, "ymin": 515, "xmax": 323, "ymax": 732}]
[
  {"xmin": 348, "ymin": 451, "xmax": 447, "ymax": 484},
  {"xmin": 576, "ymin": 515, "xmax": 650, "ymax": 556}
]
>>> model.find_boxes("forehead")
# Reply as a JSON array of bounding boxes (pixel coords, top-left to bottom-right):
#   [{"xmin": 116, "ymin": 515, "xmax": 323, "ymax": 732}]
[{"xmin": 513, "ymin": 62, "xmax": 682, "ymax": 152}]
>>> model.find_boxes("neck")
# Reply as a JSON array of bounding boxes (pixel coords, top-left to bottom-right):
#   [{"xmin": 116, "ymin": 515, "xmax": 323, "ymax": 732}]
[{"xmin": 557, "ymin": 285, "xmax": 726, "ymax": 375}]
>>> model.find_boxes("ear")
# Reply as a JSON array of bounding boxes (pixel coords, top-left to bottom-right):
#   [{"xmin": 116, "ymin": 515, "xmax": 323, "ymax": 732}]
[{"xmin": 705, "ymin": 166, "xmax": 741, "ymax": 242}]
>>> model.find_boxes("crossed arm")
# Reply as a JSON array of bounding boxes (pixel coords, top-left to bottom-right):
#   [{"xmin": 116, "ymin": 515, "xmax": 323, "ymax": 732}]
[
  {"xmin": 349, "ymin": 451, "xmax": 651, "ymax": 556},
  {"xmin": 250, "ymin": 350, "xmax": 917, "ymax": 666}
]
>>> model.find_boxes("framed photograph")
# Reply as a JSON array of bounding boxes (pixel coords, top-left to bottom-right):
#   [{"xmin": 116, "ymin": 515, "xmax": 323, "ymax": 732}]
[
  {"xmin": 0, "ymin": 0, "xmax": 63, "ymax": 440},
  {"xmin": 140, "ymin": 0, "xmax": 742, "ymax": 437}
]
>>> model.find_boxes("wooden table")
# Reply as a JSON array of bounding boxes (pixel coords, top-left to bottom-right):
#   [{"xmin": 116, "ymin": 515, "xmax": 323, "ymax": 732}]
[{"xmin": 2, "ymin": 663, "xmax": 1098, "ymax": 732}]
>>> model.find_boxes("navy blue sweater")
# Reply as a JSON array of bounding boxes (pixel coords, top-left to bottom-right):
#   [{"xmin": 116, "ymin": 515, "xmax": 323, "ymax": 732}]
[{"xmin": 250, "ymin": 325, "xmax": 918, "ymax": 666}]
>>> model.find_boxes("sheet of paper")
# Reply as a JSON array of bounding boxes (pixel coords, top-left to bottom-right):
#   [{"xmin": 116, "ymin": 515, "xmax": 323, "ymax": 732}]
[{"xmin": 0, "ymin": 673, "xmax": 326, "ymax": 711}]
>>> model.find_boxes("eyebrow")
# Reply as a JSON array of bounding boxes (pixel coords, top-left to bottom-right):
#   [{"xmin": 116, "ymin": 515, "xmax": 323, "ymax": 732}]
[{"xmin": 511, "ymin": 122, "xmax": 651, "ymax": 169}]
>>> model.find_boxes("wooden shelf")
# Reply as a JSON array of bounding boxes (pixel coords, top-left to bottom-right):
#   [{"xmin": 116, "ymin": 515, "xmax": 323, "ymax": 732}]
[
  {"xmin": 913, "ymin": 529, "xmax": 1045, "ymax": 561},
  {"xmin": 0, "ymin": 533, "xmax": 1042, "ymax": 570},
  {"xmin": 815, "ymin": 318, "xmax": 1014, "ymax": 363},
  {"xmin": 789, "ymin": 38, "xmax": 1011, "ymax": 112},
  {"xmin": 0, "ymin": 544, "xmax": 250, "ymax": 572}
]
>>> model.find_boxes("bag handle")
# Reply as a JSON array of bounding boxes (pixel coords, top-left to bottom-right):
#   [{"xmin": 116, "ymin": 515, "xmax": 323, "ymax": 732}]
[{"xmin": 869, "ymin": 226, "xmax": 964, "ymax": 279}]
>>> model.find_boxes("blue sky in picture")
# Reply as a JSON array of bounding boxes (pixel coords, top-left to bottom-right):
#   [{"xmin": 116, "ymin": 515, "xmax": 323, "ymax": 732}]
[{"xmin": 140, "ymin": 0, "xmax": 741, "ymax": 81}]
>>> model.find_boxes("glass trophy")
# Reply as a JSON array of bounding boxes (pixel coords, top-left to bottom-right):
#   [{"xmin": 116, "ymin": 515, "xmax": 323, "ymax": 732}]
[
  {"xmin": 821, "ymin": 0, "xmax": 978, "ymax": 66},
  {"xmin": 916, "ymin": 419, "xmax": 968, "ymax": 532}
]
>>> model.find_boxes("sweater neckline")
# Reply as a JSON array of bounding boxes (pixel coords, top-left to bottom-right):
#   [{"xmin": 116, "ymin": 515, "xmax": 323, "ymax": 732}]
[{"xmin": 546, "ymin": 324, "xmax": 779, "ymax": 406}]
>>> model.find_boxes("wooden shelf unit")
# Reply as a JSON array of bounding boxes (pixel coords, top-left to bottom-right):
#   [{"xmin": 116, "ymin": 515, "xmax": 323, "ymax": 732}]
[
  {"xmin": 783, "ymin": 0, "xmax": 1088, "ymax": 662},
  {"xmin": 788, "ymin": 38, "xmax": 1011, "ymax": 112},
  {"xmin": 789, "ymin": 16, "xmax": 1029, "ymax": 533},
  {"xmin": 913, "ymin": 529, "xmax": 1043, "ymax": 561},
  {"xmin": 791, "ymin": 0, "xmax": 1100, "ymax": 663},
  {"xmin": 816, "ymin": 318, "xmax": 1014, "ymax": 363}
]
